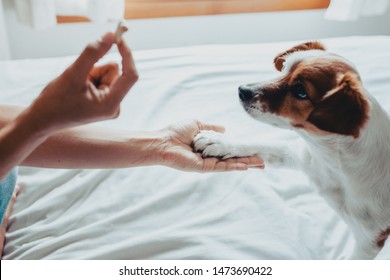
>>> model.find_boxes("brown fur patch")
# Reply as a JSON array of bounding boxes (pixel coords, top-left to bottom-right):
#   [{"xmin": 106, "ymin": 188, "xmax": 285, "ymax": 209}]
[
  {"xmin": 377, "ymin": 227, "xmax": 390, "ymax": 248},
  {"xmin": 307, "ymin": 72, "xmax": 369, "ymax": 138},
  {"xmin": 277, "ymin": 89, "xmax": 314, "ymax": 125},
  {"xmin": 291, "ymin": 58, "xmax": 356, "ymax": 98},
  {"xmin": 248, "ymin": 44, "xmax": 369, "ymax": 138},
  {"xmin": 274, "ymin": 41, "xmax": 326, "ymax": 72}
]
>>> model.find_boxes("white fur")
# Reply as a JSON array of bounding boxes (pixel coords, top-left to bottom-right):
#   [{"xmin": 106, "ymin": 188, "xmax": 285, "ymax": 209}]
[
  {"xmin": 194, "ymin": 54, "xmax": 390, "ymax": 260},
  {"xmin": 282, "ymin": 50, "xmax": 326, "ymax": 73},
  {"xmin": 282, "ymin": 50, "xmax": 357, "ymax": 74}
]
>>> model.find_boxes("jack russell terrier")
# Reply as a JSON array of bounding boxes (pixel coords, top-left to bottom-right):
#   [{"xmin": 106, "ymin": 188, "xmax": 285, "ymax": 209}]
[{"xmin": 194, "ymin": 42, "xmax": 390, "ymax": 259}]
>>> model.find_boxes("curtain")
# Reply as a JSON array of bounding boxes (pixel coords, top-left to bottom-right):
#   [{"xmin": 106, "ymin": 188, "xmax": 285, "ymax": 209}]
[
  {"xmin": 0, "ymin": 0, "xmax": 11, "ymax": 60},
  {"xmin": 14, "ymin": 0, "xmax": 125, "ymax": 30},
  {"xmin": 325, "ymin": 0, "xmax": 390, "ymax": 21}
]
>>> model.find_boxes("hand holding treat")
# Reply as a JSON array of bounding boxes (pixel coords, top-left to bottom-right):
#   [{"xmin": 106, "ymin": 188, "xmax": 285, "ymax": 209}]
[{"xmin": 28, "ymin": 24, "xmax": 137, "ymax": 134}]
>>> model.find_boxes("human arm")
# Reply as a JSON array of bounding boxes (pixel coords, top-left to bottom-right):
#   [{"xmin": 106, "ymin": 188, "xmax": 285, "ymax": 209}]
[
  {"xmin": 0, "ymin": 32, "xmax": 137, "ymax": 180},
  {"xmin": 23, "ymin": 116, "xmax": 264, "ymax": 172},
  {"xmin": 1, "ymin": 105, "xmax": 263, "ymax": 171}
]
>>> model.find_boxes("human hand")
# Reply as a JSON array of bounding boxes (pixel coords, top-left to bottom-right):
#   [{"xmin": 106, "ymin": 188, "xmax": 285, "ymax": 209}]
[
  {"xmin": 28, "ymin": 32, "xmax": 138, "ymax": 133},
  {"xmin": 159, "ymin": 120, "xmax": 264, "ymax": 172}
]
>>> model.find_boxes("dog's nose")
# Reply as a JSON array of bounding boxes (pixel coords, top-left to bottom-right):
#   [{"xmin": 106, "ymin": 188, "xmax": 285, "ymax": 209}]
[{"xmin": 238, "ymin": 85, "xmax": 255, "ymax": 101}]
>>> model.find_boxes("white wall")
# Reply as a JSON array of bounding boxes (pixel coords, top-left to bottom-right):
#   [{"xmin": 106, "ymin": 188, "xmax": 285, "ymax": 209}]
[
  {"xmin": 2, "ymin": 0, "xmax": 390, "ymax": 59},
  {"xmin": 0, "ymin": 0, "xmax": 11, "ymax": 59}
]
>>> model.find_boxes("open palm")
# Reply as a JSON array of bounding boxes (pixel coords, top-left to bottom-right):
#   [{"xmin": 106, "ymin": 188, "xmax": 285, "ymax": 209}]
[{"xmin": 160, "ymin": 120, "xmax": 264, "ymax": 172}]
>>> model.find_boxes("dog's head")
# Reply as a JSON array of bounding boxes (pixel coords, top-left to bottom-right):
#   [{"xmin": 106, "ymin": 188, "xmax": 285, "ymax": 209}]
[{"xmin": 239, "ymin": 42, "xmax": 370, "ymax": 138}]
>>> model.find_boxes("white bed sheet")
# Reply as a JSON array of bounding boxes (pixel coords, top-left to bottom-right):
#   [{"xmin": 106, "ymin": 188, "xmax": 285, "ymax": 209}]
[{"xmin": 1, "ymin": 36, "xmax": 390, "ymax": 260}]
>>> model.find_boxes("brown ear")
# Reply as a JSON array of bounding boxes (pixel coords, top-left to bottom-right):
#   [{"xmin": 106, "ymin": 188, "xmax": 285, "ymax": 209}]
[
  {"xmin": 307, "ymin": 73, "xmax": 369, "ymax": 138},
  {"xmin": 274, "ymin": 41, "xmax": 326, "ymax": 72}
]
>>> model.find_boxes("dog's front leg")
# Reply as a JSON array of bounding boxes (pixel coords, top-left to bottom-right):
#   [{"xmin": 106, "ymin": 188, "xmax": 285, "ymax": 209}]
[
  {"xmin": 349, "ymin": 240, "xmax": 379, "ymax": 260},
  {"xmin": 193, "ymin": 130, "xmax": 303, "ymax": 169}
]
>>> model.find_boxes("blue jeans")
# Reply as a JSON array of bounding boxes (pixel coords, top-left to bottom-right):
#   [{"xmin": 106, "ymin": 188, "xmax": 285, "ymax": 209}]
[{"xmin": 0, "ymin": 168, "xmax": 17, "ymax": 225}]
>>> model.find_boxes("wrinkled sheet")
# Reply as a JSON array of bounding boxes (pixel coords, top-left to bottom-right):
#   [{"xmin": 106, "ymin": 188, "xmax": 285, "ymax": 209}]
[{"xmin": 1, "ymin": 36, "xmax": 390, "ymax": 259}]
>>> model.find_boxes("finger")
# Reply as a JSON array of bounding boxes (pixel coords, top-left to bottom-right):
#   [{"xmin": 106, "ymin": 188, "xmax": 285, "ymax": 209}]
[
  {"xmin": 71, "ymin": 32, "xmax": 115, "ymax": 80},
  {"xmin": 117, "ymin": 39, "xmax": 137, "ymax": 77},
  {"xmin": 89, "ymin": 63, "xmax": 120, "ymax": 88},
  {"xmin": 215, "ymin": 160, "xmax": 248, "ymax": 172},
  {"xmin": 203, "ymin": 156, "xmax": 265, "ymax": 172},
  {"xmin": 196, "ymin": 120, "xmax": 225, "ymax": 133},
  {"xmin": 201, "ymin": 157, "xmax": 244, "ymax": 172},
  {"xmin": 87, "ymin": 81, "xmax": 100, "ymax": 97},
  {"xmin": 225, "ymin": 156, "xmax": 264, "ymax": 168},
  {"xmin": 109, "ymin": 39, "xmax": 138, "ymax": 104}
]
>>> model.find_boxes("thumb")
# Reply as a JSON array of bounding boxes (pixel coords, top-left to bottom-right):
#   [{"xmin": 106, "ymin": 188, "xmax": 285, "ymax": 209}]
[
  {"xmin": 197, "ymin": 121, "xmax": 225, "ymax": 133},
  {"xmin": 70, "ymin": 32, "xmax": 115, "ymax": 79}
]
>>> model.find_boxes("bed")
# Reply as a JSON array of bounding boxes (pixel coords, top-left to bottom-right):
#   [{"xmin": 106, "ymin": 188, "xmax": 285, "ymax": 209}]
[{"xmin": 1, "ymin": 36, "xmax": 390, "ymax": 260}]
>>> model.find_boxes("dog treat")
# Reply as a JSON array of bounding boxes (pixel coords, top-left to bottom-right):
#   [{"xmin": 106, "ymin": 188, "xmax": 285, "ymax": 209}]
[{"xmin": 115, "ymin": 21, "xmax": 128, "ymax": 44}]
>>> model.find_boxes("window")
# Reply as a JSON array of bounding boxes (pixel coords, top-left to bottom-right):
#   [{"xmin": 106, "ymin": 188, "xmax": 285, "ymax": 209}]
[
  {"xmin": 124, "ymin": 0, "xmax": 330, "ymax": 19},
  {"xmin": 57, "ymin": 0, "xmax": 330, "ymax": 23}
]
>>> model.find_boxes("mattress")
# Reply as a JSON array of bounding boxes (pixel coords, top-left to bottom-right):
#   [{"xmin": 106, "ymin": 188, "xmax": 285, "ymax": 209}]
[{"xmin": 1, "ymin": 36, "xmax": 390, "ymax": 259}]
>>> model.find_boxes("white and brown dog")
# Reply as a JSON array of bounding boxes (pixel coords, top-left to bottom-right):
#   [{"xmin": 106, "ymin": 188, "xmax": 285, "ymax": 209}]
[{"xmin": 194, "ymin": 42, "xmax": 390, "ymax": 259}]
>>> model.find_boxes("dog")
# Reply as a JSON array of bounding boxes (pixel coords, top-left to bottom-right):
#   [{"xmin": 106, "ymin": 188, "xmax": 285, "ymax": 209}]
[{"xmin": 193, "ymin": 42, "xmax": 390, "ymax": 259}]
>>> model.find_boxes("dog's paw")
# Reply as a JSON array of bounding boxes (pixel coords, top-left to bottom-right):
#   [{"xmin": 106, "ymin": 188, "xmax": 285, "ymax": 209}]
[{"xmin": 193, "ymin": 130, "xmax": 241, "ymax": 159}]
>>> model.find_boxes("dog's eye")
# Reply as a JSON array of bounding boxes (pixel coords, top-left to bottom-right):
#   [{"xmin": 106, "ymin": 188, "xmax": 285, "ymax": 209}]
[{"xmin": 292, "ymin": 84, "xmax": 308, "ymax": 100}]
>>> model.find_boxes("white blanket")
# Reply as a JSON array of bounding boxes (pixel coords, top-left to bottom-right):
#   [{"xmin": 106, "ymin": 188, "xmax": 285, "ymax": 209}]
[{"xmin": 1, "ymin": 36, "xmax": 390, "ymax": 259}]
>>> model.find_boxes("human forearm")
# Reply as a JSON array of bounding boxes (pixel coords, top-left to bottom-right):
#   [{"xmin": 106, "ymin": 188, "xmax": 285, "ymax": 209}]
[
  {"xmin": 1, "ymin": 105, "xmax": 263, "ymax": 173},
  {"xmin": 0, "ymin": 104, "xmax": 163, "ymax": 171},
  {"xmin": 21, "ymin": 125, "xmax": 164, "ymax": 169}
]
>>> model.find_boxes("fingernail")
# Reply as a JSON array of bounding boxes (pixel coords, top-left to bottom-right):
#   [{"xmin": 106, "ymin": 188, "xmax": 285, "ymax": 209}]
[
  {"xmin": 248, "ymin": 164, "xmax": 265, "ymax": 169},
  {"xmin": 100, "ymin": 86, "xmax": 110, "ymax": 94}
]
